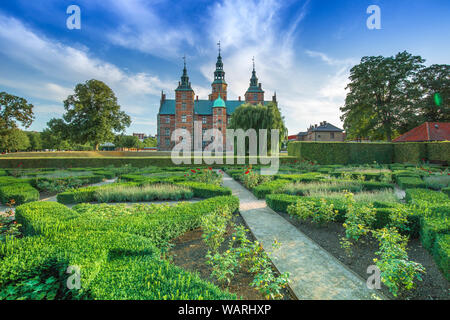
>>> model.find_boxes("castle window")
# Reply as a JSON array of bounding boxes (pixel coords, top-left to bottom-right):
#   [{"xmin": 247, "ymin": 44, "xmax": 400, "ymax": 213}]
[
  {"xmin": 253, "ymin": 94, "xmax": 257, "ymax": 100},
  {"xmin": 330, "ymin": 133, "xmax": 335, "ymax": 139},
  {"xmin": 181, "ymin": 115, "xmax": 187, "ymax": 123},
  {"xmin": 182, "ymin": 93, "xmax": 186, "ymax": 99},
  {"xmin": 202, "ymin": 116, "xmax": 207, "ymax": 124},
  {"xmin": 165, "ymin": 138, "xmax": 170, "ymax": 146},
  {"xmin": 165, "ymin": 128, "xmax": 170, "ymax": 136},
  {"xmin": 182, "ymin": 102, "xmax": 186, "ymax": 110},
  {"xmin": 165, "ymin": 116, "xmax": 170, "ymax": 124}
]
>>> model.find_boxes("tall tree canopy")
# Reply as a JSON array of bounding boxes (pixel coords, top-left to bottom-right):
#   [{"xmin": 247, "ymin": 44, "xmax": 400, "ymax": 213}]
[
  {"xmin": 228, "ymin": 102, "xmax": 287, "ymax": 151},
  {"xmin": 0, "ymin": 92, "xmax": 34, "ymax": 148},
  {"xmin": 408, "ymin": 64, "xmax": 450, "ymax": 129},
  {"xmin": 340, "ymin": 51, "xmax": 427, "ymax": 141},
  {"xmin": 0, "ymin": 128, "xmax": 30, "ymax": 152},
  {"xmin": 54, "ymin": 79, "xmax": 131, "ymax": 150}
]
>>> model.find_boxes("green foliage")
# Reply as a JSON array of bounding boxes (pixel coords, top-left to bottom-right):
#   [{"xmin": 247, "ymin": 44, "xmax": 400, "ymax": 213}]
[
  {"xmin": 0, "ymin": 184, "xmax": 39, "ymax": 205},
  {"xmin": 201, "ymin": 206, "xmax": 232, "ymax": 252},
  {"xmin": 287, "ymin": 142, "xmax": 393, "ymax": 165},
  {"xmin": 176, "ymin": 181, "xmax": 232, "ymax": 198},
  {"xmin": 287, "ymin": 198, "xmax": 337, "ymax": 226},
  {"xmin": 0, "ymin": 92, "xmax": 34, "ymax": 153},
  {"xmin": 373, "ymin": 228, "xmax": 425, "ymax": 297},
  {"xmin": 3, "ymin": 196, "xmax": 241, "ymax": 300},
  {"xmin": 397, "ymin": 176, "xmax": 426, "ymax": 189},
  {"xmin": 265, "ymin": 194, "xmax": 301, "ymax": 212},
  {"xmin": 57, "ymin": 79, "xmax": 131, "ymax": 150},
  {"xmin": 404, "ymin": 188, "xmax": 449, "ymax": 205},
  {"xmin": 342, "ymin": 193, "xmax": 376, "ymax": 241},
  {"xmin": 252, "ymin": 179, "xmax": 290, "ymax": 199},
  {"xmin": 427, "ymin": 142, "xmax": 450, "ymax": 163},
  {"xmin": 94, "ymin": 183, "xmax": 193, "ymax": 203},
  {"xmin": 227, "ymin": 102, "xmax": 287, "ymax": 152},
  {"xmin": 393, "ymin": 143, "xmax": 427, "ymax": 164},
  {"xmin": 340, "ymin": 51, "xmax": 425, "ymax": 141},
  {"xmin": 433, "ymin": 234, "xmax": 449, "ymax": 281}
]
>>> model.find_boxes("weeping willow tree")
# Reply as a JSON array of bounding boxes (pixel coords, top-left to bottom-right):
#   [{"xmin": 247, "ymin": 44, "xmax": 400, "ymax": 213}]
[{"xmin": 227, "ymin": 102, "xmax": 287, "ymax": 154}]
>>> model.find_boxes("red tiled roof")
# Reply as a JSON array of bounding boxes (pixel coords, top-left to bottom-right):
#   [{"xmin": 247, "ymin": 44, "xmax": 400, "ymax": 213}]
[
  {"xmin": 393, "ymin": 122, "xmax": 450, "ymax": 142},
  {"xmin": 288, "ymin": 135, "xmax": 298, "ymax": 141}
]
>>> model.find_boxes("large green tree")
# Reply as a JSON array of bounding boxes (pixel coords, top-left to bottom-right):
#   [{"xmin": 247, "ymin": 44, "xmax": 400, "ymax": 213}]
[
  {"xmin": 340, "ymin": 51, "xmax": 425, "ymax": 141},
  {"xmin": 55, "ymin": 79, "xmax": 131, "ymax": 150},
  {"xmin": 228, "ymin": 102, "xmax": 287, "ymax": 152},
  {"xmin": 114, "ymin": 134, "xmax": 141, "ymax": 149},
  {"xmin": 26, "ymin": 131, "xmax": 42, "ymax": 151},
  {"xmin": 41, "ymin": 119, "xmax": 73, "ymax": 150},
  {"xmin": 407, "ymin": 64, "xmax": 450, "ymax": 129},
  {"xmin": 0, "ymin": 92, "xmax": 34, "ymax": 149},
  {"xmin": 0, "ymin": 128, "xmax": 30, "ymax": 152}
]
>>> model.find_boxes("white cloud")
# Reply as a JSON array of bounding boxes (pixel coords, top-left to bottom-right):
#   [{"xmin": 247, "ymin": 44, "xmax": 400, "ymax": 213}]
[
  {"xmin": 199, "ymin": 0, "xmax": 356, "ymax": 135},
  {"xmin": 102, "ymin": 0, "xmax": 194, "ymax": 59},
  {"xmin": 0, "ymin": 13, "xmax": 177, "ymax": 134}
]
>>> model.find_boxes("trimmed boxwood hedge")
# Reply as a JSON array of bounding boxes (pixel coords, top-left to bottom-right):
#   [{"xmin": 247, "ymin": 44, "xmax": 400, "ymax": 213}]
[
  {"xmin": 252, "ymin": 179, "xmax": 291, "ymax": 199},
  {"xmin": 0, "ymin": 184, "xmax": 39, "ymax": 205},
  {"xmin": 3, "ymin": 196, "xmax": 240, "ymax": 300},
  {"xmin": 397, "ymin": 176, "xmax": 426, "ymax": 189},
  {"xmin": 433, "ymin": 234, "xmax": 450, "ymax": 281},
  {"xmin": 443, "ymin": 187, "xmax": 450, "ymax": 197},
  {"xmin": 405, "ymin": 188, "xmax": 449, "ymax": 204},
  {"xmin": 176, "ymin": 181, "xmax": 232, "ymax": 198},
  {"xmin": 287, "ymin": 142, "xmax": 393, "ymax": 165},
  {"xmin": 288, "ymin": 141, "xmax": 449, "ymax": 165},
  {"xmin": 393, "ymin": 143, "xmax": 427, "ymax": 164}
]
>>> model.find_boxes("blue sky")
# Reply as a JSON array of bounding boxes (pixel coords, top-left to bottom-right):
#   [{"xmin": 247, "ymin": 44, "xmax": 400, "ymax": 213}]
[{"xmin": 0, "ymin": 0, "xmax": 449, "ymax": 136}]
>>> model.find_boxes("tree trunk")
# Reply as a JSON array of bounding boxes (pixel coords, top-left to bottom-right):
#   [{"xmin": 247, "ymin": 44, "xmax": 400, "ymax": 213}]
[{"xmin": 95, "ymin": 143, "xmax": 99, "ymax": 151}]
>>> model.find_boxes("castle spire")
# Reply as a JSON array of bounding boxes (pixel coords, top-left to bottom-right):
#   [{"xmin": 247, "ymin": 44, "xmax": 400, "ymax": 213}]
[
  {"xmin": 177, "ymin": 55, "xmax": 192, "ymax": 90},
  {"xmin": 213, "ymin": 41, "xmax": 226, "ymax": 84}
]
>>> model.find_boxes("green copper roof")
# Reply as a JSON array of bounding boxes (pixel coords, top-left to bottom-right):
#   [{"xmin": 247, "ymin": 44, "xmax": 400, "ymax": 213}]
[
  {"xmin": 158, "ymin": 99, "xmax": 272, "ymax": 115},
  {"xmin": 213, "ymin": 94, "xmax": 226, "ymax": 108}
]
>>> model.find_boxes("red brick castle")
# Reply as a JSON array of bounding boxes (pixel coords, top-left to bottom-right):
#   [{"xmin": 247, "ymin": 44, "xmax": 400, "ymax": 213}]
[{"xmin": 157, "ymin": 48, "xmax": 277, "ymax": 150}]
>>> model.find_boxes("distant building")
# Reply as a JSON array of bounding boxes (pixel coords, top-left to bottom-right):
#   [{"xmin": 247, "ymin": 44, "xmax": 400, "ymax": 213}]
[
  {"xmin": 133, "ymin": 133, "xmax": 147, "ymax": 141},
  {"xmin": 393, "ymin": 122, "xmax": 450, "ymax": 142},
  {"xmin": 294, "ymin": 121, "xmax": 345, "ymax": 142}
]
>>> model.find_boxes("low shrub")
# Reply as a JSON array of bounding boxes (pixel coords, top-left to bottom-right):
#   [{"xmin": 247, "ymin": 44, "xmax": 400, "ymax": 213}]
[
  {"xmin": 433, "ymin": 234, "xmax": 449, "ymax": 281},
  {"xmin": 265, "ymin": 194, "xmax": 301, "ymax": 212},
  {"xmin": 176, "ymin": 181, "xmax": 232, "ymax": 198},
  {"xmin": 3, "ymin": 196, "xmax": 240, "ymax": 300},
  {"xmin": 404, "ymin": 188, "xmax": 449, "ymax": 205},
  {"xmin": 252, "ymin": 179, "xmax": 290, "ymax": 199},
  {"xmin": 443, "ymin": 187, "xmax": 450, "ymax": 197},
  {"xmin": 94, "ymin": 184, "xmax": 193, "ymax": 203},
  {"xmin": 397, "ymin": 177, "xmax": 426, "ymax": 189},
  {"xmin": 0, "ymin": 184, "xmax": 39, "ymax": 205}
]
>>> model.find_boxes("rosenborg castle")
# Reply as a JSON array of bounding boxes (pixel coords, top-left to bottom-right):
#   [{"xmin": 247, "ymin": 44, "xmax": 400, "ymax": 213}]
[{"xmin": 156, "ymin": 50, "xmax": 277, "ymax": 151}]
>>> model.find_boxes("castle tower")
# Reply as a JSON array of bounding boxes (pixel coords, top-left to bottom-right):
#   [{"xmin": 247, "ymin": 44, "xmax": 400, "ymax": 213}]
[
  {"xmin": 245, "ymin": 57, "xmax": 264, "ymax": 104},
  {"xmin": 209, "ymin": 41, "xmax": 228, "ymax": 101},
  {"xmin": 212, "ymin": 94, "xmax": 227, "ymax": 151},
  {"xmin": 175, "ymin": 56, "xmax": 195, "ymax": 141}
]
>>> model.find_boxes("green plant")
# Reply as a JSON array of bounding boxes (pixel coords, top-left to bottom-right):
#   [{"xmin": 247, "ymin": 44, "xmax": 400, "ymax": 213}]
[
  {"xmin": 0, "ymin": 183, "xmax": 39, "ymax": 205},
  {"xmin": 372, "ymin": 228, "xmax": 425, "ymax": 297},
  {"xmin": 342, "ymin": 192, "xmax": 376, "ymax": 242},
  {"xmin": 201, "ymin": 205, "xmax": 232, "ymax": 252}
]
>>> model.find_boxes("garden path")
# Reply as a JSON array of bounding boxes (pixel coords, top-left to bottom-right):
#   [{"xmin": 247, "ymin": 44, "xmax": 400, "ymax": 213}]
[{"xmin": 221, "ymin": 171, "xmax": 386, "ymax": 300}]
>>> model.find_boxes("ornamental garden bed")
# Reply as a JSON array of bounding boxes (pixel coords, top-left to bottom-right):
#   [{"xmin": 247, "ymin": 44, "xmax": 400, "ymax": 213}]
[
  {"xmin": 170, "ymin": 212, "xmax": 295, "ymax": 300},
  {"xmin": 276, "ymin": 211, "xmax": 448, "ymax": 300}
]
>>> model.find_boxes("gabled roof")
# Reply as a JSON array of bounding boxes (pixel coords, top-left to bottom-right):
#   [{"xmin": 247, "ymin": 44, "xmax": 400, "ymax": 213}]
[
  {"xmin": 393, "ymin": 122, "xmax": 450, "ymax": 142},
  {"xmin": 297, "ymin": 132, "xmax": 307, "ymax": 136},
  {"xmin": 310, "ymin": 122, "xmax": 343, "ymax": 132},
  {"xmin": 159, "ymin": 99, "xmax": 272, "ymax": 115}
]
